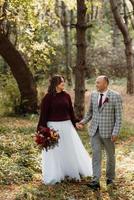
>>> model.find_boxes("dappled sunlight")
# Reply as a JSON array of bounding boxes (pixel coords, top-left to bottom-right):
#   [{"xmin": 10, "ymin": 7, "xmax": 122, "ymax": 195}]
[{"xmin": 0, "ymin": 114, "xmax": 133, "ymax": 200}]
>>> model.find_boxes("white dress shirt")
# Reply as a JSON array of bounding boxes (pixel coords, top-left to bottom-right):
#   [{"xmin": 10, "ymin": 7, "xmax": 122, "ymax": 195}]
[{"xmin": 98, "ymin": 90, "xmax": 108, "ymax": 105}]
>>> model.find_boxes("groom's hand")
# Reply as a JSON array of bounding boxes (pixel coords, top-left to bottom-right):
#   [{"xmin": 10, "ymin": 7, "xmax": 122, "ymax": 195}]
[
  {"xmin": 111, "ymin": 135, "xmax": 118, "ymax": 143},
  {"xmin": 76, "ymin": 122, "xmax": 84, "ymax": 129}
]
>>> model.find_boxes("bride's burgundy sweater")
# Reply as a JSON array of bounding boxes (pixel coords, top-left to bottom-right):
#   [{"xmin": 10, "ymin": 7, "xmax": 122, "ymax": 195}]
[{"xmin": 37, "ymin": 91, "xmax": 78, "ymax": 130}]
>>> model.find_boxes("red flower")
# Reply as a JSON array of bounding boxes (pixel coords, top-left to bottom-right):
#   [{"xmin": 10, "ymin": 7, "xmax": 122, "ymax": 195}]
[
  {"xmin": 35, "ymin": 134, "xmax": 44, "ymax": 144},
  {"xmin": 103, "ymin": 97, "xmax": 109, "ymax": 104},
  {"xmin": 35, "ymin": 126, "xmax": 60, "ymax": 151}
]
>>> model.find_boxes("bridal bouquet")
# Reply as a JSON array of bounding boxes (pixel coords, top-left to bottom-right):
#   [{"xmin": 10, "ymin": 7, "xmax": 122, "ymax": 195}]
[{"xmin": 35, "ymin": 126, "xmax": 60, "ymax": 151}]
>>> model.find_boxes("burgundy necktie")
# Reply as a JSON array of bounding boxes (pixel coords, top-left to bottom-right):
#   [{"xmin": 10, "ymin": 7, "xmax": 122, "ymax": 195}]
[{"xmin": 99, "ymin": 93, "xmax": 103, "ymax": 108}]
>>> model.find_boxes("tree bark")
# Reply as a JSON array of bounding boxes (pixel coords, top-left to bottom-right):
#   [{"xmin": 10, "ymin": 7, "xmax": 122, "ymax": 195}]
[
  {"xmin": 0, "ymin": 33, "xmax": 38, "ymax": 113},
  {"xmin": 110, "ymin": 0, "xmax": 134, "ymax": 94},
  {"xmin": 111, "ymin": 11, "xmax": 122, "ymax": 48},
  {"xmin": 126, "ymin": 3, "xmax": 134, "ymax": 30},
  {"xmin": 129, "ymin": 0, "xmax": 134, "ymax": 9},
  {"xmin": 74, "ymin": 0, "xmax": 87, "ymax": 119},
  {"xmin": 61, "ymin": 1, "xmax": 72, "ymax": 86}
]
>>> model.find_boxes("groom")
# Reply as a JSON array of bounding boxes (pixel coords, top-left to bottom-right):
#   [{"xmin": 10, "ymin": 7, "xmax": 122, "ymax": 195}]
[{"xmin": 76, "ymin": 76, "xmax": 122, "ymax": 190}]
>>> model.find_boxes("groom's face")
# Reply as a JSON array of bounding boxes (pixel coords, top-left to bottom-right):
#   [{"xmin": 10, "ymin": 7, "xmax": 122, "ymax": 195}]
[{"xmin": 96, "ymin": 78, "xmax": 108, "ymax": 92}]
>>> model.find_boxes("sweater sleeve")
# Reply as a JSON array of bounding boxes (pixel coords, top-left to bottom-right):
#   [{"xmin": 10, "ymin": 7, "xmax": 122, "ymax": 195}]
[
  {"xmin": 68, "ymin": 94, "xmax": 78, "ymax": 127},
  {"xmin": 37, "ymin": 94, "xmax": 50, "ymax": 132}
]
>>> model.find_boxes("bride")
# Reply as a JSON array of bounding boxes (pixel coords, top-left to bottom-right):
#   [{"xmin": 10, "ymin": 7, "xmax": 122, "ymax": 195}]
[{"xmin": 37, "ymin": 75, "xmax": 92, "ymax": 185}]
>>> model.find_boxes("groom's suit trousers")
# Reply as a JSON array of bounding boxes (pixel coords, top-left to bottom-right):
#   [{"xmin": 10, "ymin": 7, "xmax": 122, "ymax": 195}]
[{"xmin": 91, "ymin": 128, "xmax": 115, "ymax": 182}]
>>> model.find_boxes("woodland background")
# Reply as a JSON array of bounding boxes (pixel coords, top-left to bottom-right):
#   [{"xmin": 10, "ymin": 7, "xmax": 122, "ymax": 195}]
[{"xmin": 0, "ymin": 0, "xmax": 134, "ymax": 199}]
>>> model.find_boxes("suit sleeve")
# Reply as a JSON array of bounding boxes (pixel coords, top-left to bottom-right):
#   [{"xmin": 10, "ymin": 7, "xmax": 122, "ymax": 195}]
[
  {"xmin": 80, "ymin": 93, "xmax": 93, "ymax": 124},
  {"xmin": 112, "ymin": 94, "xmax": 123, "ymax": 136},
  {"xmin": 37, "ymin": 94, "xmax": 50, "ymax": 131}
]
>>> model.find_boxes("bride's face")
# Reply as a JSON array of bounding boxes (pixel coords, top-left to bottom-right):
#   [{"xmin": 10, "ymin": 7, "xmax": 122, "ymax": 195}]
[{"xmin": 56, "ymin": 78, "xmax": 65, "ymax": 91}]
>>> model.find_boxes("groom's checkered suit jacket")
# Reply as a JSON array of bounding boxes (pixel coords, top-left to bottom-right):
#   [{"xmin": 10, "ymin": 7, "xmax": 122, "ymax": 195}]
[{"xmin": 81, "ymin": 90, "xmax": 123, "ymax": 138}]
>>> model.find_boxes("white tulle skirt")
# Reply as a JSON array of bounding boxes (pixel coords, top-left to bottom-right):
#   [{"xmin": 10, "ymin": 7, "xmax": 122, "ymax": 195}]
[{"xmin": 41, "ymin": 120, "xmax": 92, "ymax": 185}]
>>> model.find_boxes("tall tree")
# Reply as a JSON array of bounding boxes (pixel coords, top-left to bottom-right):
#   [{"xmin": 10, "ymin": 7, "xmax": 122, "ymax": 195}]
[
  {"xmin": 74, "ymin": 0, "xmax": 87, "ymax": 119},
  {"xmin": 129, "ymin": 0, "xmax": 134, "ymax": 9},
  {"xmin": 110, "ymin": 0, "xmax": 134, "ymax": 94},
  {"xmin": 61, "ymin": 1, "xmax": 72, "ymax": 86},
  {"xmin": 0, "ymin": 33, "xmax": 38, "ymax": 113},
  {"xmin": 111, "ymin": 7, "xmax": 122, "ymax": 48},
  {"xmin": 55, "ymin": 0, "xmax": 72, "ymax": 85},
  {"xmin": 0, "ymin": 0, "xmax": 38, "ymax": 113}
]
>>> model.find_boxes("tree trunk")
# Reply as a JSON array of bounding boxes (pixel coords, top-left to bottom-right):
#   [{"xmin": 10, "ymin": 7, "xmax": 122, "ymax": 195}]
[
  {"xmin": 61, "ymin": 1, "xmax": 72, "ymax": 86},
  {"xmin": 129, "ymin": 0, "xmax": 134, "ymax": 9},
  {"xmin": 0, "ymin": 33, "xmax": 38, "ymax": 113},
  {"xmin": 111, "ymin": 17, "xmax": 122, "ymax": 48},
  {"xmin": 110, "ymin": 0, "xmax": 134, "ymax": 94},
  {"xmin": 74, "ymin": 0, "xmax": 87, "ymax": 119},
  {"xmin": 125, "ymin": 39, "xmax": 134, "ymax": 94}
]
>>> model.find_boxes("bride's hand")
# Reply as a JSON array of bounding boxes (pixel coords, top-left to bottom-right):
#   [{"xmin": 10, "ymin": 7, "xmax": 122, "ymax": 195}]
[{"xmin": 76, "ymin": 122, "xmax": 84, "ymax": 129}]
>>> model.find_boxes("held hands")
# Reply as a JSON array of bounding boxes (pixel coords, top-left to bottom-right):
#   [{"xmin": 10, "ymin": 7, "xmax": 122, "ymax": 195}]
[
  {"xmin": 76, "ymin": 122, "xmax": 84, "ymax": 129},
  {"xmin": 111, "ymin": 135, "xmax": 118, "ymax": 143}
]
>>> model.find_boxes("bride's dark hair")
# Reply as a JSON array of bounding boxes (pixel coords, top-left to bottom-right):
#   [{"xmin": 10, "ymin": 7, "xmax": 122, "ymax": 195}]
[{"xmin": 48, "ymin": 75, "xmax": 65, "ymax": 95}]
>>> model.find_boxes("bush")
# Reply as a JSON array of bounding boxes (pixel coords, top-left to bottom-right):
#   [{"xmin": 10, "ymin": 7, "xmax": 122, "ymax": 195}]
[
  {"xmin": 86, "ymin": 46, "xmax": 126, "ymax": 78},
  {"xmin": 0, "ymin": 73, "xmax": 20, "ymax": 115}
]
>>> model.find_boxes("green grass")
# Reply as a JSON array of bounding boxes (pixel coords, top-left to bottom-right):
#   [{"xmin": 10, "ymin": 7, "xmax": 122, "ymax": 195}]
[
  {"xmin": 0, "ymin": 123, "xmax": 40, "ymax": 185},
  {"xmin": 119, "ymin": 121, "xmax": 134, "ymax": 140}
]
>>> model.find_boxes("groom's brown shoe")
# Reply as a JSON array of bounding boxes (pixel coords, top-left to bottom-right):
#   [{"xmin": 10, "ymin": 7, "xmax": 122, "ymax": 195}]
[{"xmin": 87, "ymin": 181, "xmax": 100, "ymax": 191}]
